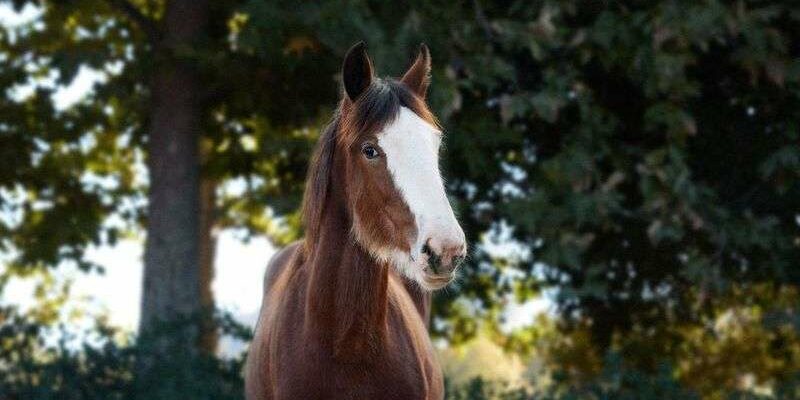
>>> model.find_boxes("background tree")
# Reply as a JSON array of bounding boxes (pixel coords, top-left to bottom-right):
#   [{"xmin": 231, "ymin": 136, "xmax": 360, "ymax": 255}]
[
  {"xmin": 0, "ymin": 0, "xmax": 335, "ymax": 352},
  {"xmin": 1, "ymin": 0, "xmax": 799, "ymax": 398},
  {"xmin": 410, "ymin": 0, "xmax": 800, "ymax": 353},
  {"xmin": 0, "ymin": 0, "xmax": 460, "ymax": 347}
]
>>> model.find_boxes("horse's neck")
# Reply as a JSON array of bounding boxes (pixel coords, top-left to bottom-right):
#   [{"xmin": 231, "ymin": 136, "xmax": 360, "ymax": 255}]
[
  {"xmin": 304, "ymin": 202, "xmax": 390, "ymax": 360},
  {"xmin": 403, "ymin": 279, "xmax": 431, "ymax": 326}
]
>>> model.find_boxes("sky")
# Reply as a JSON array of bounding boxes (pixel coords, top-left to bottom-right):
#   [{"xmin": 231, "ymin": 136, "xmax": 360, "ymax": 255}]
[
  {"xmin": 0, "ymin": 4, "xmax": 548, "ymax": 349},
  {"xmin": 3, "ymin": 232, "xmax": 273, "ymax": 329}
]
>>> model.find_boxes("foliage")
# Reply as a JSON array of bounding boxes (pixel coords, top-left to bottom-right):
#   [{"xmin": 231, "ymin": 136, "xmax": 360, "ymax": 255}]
[
  {"xmin": 1, "ymin": 0, "xmax": 799, "ymax": 398},
  {"xmin": 540, "ymin": 352, "xmax": 699, "ymax": 400},
  {"xmin": 2, "ymin": 301, "xmax": 798, "ymax": 399},
  {"xmin": 445, "ymin": 377, "xmax": 529, "ymax": 400},
  {"xmin": 440, "ymin": 335, "xmax": 527, "ymax": 388},
  {"xmin": 0, "ymin": 0, "xmax": 336, "ymax": 275},
  {"xmin": 0, "ymin": 305, "xmax": 249, "ymax": 400},
  {"xmin": 499, "ymin": 297, "xmax": 800, "ymax": 399},
  {"xmin": 671, "ymin": 284, "xmax": 800, "ymax": 398},
  {"xmin": 444, "ymin": 352, "xmax": 698, "ymax": 400},
  {"xmin": 417, "ymin": 0, "xmax": 800, "ymax": 350}
]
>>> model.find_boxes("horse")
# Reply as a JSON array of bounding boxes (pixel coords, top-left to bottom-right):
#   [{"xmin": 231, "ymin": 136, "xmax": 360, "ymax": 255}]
[{"xmin": 245, "ymin": 42, "xmax": 467, "ymax": 400}]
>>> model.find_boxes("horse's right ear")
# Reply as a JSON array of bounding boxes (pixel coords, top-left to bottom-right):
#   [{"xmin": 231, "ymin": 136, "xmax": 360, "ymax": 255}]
[
  {"xmin": 342, "ymin": 41, "xmax": 374, "ymax": 102},
  {"xmin": 401, "ymin": 44, "xmax": 431, "ymax": 99}
]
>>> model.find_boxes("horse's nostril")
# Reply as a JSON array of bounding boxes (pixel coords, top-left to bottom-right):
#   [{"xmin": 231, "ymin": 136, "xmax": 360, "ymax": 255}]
[{"xmin": 422, "ymin": 244, "xmax": 443, "ymax": 274}]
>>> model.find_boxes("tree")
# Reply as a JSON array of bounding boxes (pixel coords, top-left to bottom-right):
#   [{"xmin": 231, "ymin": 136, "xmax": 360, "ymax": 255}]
[
  {"xmin": 3, "ymin": 0, "xmax": 800, "ymax": 395},
  {"xmin": 0, "ymin": 0, "xmax": 328, "ymax": 356},
  {"xmin": 408, "ymin": 0, "xmax": 800, "ymax": 351},
  {"xmin": 138, "ymin": 0, "xmax": 210, "ymax": 351},
  {"xmin": 0, "ymin": 0, "xmax": 433, "ymax": 354}
]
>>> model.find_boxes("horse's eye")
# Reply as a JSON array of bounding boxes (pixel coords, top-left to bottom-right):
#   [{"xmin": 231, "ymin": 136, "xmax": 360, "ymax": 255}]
[{"xmin": 362, "ymin": 144, "xmax": 380, "ymax": 160}]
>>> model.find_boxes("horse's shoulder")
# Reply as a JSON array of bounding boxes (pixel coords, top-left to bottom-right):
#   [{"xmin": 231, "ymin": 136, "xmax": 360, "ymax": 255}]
[{"xmin": 263, "ymin": 240, "xmax": 303, "ymax": 293}]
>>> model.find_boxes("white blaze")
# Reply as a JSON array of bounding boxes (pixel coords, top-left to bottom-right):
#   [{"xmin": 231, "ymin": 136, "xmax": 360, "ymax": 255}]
[{"xmin": 377, "ymin": 107, "xmax": 464, "ymax": 286}]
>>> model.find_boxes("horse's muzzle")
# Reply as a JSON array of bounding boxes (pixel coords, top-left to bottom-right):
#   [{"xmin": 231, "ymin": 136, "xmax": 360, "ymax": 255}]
[{"xmin": 420, "ymin": 243, "xmax": 465, "ymax": 289}]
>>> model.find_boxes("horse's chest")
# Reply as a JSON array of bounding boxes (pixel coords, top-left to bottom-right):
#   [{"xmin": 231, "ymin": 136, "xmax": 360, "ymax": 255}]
[
  {"xmin": 260, "ymin": 275, "xmax": 442, "ymax": 400},
  {"xmin": 273, "ymin": 309, "xmax": 442, "ymax": 400},
  {"xmin": 279, "ymin": 336, "xmax": 441, "ymax": 400}
]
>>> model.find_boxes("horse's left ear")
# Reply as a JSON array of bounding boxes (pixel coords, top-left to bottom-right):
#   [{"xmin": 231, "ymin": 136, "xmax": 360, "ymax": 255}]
[
  {"xmin": 401, "ymin": 44, "xmax": 431, "ymax": 99},
  {"xmin": 342, "ymin": 41, "xmax": 374, "ymax": 102}
]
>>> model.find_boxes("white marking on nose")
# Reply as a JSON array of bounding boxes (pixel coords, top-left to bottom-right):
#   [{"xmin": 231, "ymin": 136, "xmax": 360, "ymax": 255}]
[{"xmin": 378, "ymin": 107, "xmax": 465, "ymax": 270}]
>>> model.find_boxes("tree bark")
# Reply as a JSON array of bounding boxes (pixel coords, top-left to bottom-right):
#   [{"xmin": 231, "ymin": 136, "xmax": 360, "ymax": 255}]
[
  {"xmin": 198, "ymin": 177, "xmax": 218, "ymax": 353},
  {"xmin": 139, "ymin": 0, "xmax": 210, "ymax": 346}
]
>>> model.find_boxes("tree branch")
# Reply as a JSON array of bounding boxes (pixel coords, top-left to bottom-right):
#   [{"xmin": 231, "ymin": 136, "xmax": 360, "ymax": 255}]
[{"xmin": 107, "ymin": 0, "xmax": 159, "ymax": 42}]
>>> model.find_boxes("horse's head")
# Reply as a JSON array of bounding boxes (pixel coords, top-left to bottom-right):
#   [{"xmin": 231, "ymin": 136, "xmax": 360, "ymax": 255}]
[
  {"xmin": 303, "ymin": 42, "xmax": 466, "ymax": 291},
  {"xmin": 339, "ymin": 43, "xmax": 467, "ymax": 290}
]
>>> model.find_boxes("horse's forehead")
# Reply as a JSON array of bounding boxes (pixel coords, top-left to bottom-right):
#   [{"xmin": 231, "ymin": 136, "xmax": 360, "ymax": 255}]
[
  {"xmin": 379, "ymin": 107, "xmax": 441, "ymax": 139},
  {"xmin": 378, "ymin": 107, "xmax": 441, "ymax": 153}
]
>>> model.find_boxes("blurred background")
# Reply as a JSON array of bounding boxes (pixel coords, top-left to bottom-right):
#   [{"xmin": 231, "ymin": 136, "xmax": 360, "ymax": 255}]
[{"xmin": 0, "ymin": 1, "xmax": 798, "ymax": 399}]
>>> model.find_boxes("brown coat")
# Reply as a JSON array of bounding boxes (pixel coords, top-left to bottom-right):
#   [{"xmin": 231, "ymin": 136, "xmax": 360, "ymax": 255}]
[{"xmin": 245, "ymin": 42, "xmax": 445, "ymax": 400}]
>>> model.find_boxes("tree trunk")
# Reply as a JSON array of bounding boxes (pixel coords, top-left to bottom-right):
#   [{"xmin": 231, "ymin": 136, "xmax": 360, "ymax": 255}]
[
  {"xmin": 139, "ymin": 0, "xmax": 210, "ymax": 346},
  {"xmin": 198, "ymin": 177, "xmax": 218, "ymax": 353}
]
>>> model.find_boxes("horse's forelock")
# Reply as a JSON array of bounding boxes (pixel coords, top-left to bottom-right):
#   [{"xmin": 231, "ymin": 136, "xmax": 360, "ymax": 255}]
[{"xmin": 339, "ymin": 79, "xmax": 438, "ymax": 149}]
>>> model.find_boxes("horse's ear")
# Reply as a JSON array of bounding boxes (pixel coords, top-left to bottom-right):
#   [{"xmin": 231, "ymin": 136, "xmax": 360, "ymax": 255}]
[
  {"xmin": 401, "ymin": 44, "xmax": 431, "ymax": 99},
  {"xmin": 342, "ymin": 41, "xmax": 374, "ymax": 101}
]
